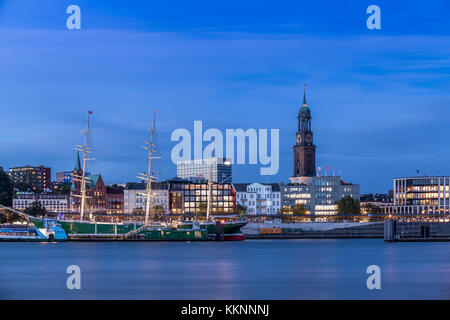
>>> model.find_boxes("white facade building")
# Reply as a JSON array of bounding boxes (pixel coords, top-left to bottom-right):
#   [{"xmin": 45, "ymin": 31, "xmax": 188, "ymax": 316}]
[
  {"xmin": 124, "ymin": 183, "xmax": 169, "ymax": 214},
  {"xmin": 233, "ymin": 183, "xmax": 281, "ymax": 215},
  {"xmin": 13, "ymin": 192, "xmax": 69, "ymax": 213}
]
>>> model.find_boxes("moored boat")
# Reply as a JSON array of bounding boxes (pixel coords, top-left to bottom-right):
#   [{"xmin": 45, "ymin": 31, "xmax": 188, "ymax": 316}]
[
  {"xmin": 0, "ymin": 211, "xmax": 68, "ymax": 242},
  {"xmin": 39, "ymin": 217, "xmax": 246, "ymax": 241}
]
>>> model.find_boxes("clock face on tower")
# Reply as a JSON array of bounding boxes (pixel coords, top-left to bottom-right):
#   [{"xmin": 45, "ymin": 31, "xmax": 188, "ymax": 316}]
[
  {"xmin": 306, "ymin": 134, "xmax": 312, "ymax": 144},
  {"xmin": 296, "ymin": 134, "xmax": 301, "ymax": 144}
]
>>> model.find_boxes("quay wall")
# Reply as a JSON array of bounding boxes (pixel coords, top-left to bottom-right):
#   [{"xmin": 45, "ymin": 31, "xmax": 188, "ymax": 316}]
[
  {"xmin": 385, "ymin": 221, "xmax": 450, "ymax": 241},
  {"xmin": 243, "ymin": 222, "xmax": 384, "ymax": 239}
]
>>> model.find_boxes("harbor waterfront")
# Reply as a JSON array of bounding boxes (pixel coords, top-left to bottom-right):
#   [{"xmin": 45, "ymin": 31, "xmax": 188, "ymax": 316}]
[
  {"xmin": 1, "ymin": 239, "xmax": 450, "ymax": 300},
  {"xmin": 1, "ymin": 0, "xmax": 450, "ymax": 305}
]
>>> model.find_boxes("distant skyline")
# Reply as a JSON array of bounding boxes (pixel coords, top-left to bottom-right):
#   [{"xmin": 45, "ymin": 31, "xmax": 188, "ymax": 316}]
[{"xmin": 1, "ymin": 1, "xmax": 450, "ymax": 193}]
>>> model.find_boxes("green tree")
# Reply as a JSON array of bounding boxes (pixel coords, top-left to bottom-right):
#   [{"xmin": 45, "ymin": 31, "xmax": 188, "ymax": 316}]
[
  {"xmin": 336, "ymin": 196, "xmax": 360, "ymax": 215},
  {"xmin": 361, "ymin": 203, "xmax": 381, "ymax": 215},
  {"xmin": 13, "ymin": 182, "xmax": 33, "ymax": 193},
  {"xmin": 0, "ymin": 167, "xmax": 14, "ymax": 207},
  {"xmin": 232, "ymin": 204, "xmax": 247, "ymax": 215},
  {"xmin": 292, "ymin": 203, "xmax": 307, "ymax": 215},
  {"xmin": 24, "ymin": 201, "xmax": 47, "ymax": 217}
]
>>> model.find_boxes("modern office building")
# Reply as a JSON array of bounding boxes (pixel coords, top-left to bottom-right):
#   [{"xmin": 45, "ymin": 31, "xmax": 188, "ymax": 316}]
[
  {"xmin": 13, "ymin": 192, "xmax": 69, "ymax": 213},
  {"xmin": 8, "ymin": 165, "xmax": 51, "ymax": 192},
  {"xmin": 123, "ymin": 182, "xmax": 169, "ymax": 214},
  {"xmin": 233, "ymin": 183, "xmax": 281, "ymax": 215},
  {"xmin": 177, "ymin": 157, "xmax": 232, "ymax": 183},
  {"xmin": 282, "ymin": 176, "xmax": 360, "ymax": 216},
  {"xmin": 168, "ymin": 178, "xmax": 236, "ymax": 214},
  {"xmin": 384, "ymin": 177, "xmax": 450, "ymax": 217}
]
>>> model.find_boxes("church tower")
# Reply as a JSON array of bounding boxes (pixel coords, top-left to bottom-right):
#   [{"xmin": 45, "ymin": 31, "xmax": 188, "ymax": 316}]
[{"xmin": 293, "ymin": 86, "xmax": 316, "ymax": 177}]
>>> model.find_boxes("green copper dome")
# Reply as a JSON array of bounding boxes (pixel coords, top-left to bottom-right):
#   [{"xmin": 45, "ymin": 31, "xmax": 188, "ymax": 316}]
[
  {"xmin": 298, "ymin": 90, "xmax": 311, "ymax": 119},
  {"xmin": 298, "ymin": 106, "xmax": 311, "ymax": 118}
]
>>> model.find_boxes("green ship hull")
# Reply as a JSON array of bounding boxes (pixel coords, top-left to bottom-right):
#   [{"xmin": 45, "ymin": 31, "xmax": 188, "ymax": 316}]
[
  {"xmin": 33, "ymin": 219, "xmax": 247, "ymax": 241},
  {"xmin": 139, "ymin": 228, "xmax": 208, "ymax": 241},
  {"xmin": 27, "ymin": 215, "xmax": 247, "ymax": 241}
]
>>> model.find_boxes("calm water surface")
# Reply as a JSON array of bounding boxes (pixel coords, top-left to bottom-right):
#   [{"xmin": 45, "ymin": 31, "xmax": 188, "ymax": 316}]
[{"xmin": 1, "ymin": 239, "xmax": 449, "ymax": 299}]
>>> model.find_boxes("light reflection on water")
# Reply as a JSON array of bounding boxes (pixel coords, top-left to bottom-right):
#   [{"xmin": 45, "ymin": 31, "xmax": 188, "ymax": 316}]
[{"xmin": 1, "ymin": 239, "xmax": 450, "ymax": 300}]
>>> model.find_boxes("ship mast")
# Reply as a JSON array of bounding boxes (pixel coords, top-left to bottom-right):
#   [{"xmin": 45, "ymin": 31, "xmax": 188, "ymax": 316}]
[
  {"xmin": 137, "ymin": 111, "xmax": 160, "ymax": 225},
  {"xmin": 73, "ymin": 111, "xmax": 94, "ymax": 221},
  {"xmin": 206, "ymin": 139, "xmax": 214, "ymax": 221}
]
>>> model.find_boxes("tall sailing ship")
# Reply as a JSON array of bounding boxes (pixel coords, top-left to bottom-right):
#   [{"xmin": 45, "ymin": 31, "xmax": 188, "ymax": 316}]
[{"xmin": 29, "ymin": 111, "xmax": 247, "ymax": 241}]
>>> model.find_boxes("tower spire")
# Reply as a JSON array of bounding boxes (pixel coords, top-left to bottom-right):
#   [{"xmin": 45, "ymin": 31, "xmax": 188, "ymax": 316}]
[
  {"xmin": 302, "ymin": 84, "xmax": 307, "ymax": 106},
  {"xmin": 75, "ymin": 151, "xmax": 82, "ymax": 171}
]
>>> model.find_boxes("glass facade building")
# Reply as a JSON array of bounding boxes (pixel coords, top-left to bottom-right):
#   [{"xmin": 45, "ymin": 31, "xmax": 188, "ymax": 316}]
[
  {"xmin": 176, "ymin": 157, "xmax": 232, "ymax": 183},
  {"xmin": 385, "ymin": 177, "xmax": 450, "ymax": 217},
  {"xmin": 168, "ymin": 178, "xmax": 236, "ymax": 214}
]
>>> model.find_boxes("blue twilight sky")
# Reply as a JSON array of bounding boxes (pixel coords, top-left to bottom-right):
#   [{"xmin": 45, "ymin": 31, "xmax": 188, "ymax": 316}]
[{"xmin": 0, "ymin": 0, "xmax": 450, "ymax": 193}]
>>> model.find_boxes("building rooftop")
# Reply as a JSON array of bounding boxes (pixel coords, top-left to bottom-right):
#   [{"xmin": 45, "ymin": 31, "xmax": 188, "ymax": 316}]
[
  {"xmin": 233, "ymin": 183, "xmax": 281, "ymax": 192},
  {"xmin": 106, "ymin": 186, "xmax": 124, "ymax": 194},
  {"xmin": 125, "ymin": 181, "xmax": 169, "ymax": 190},
  {"xmin": 360, "ymin": 193, "xmax": 393, "ymax": 203},
  {"xmin": 395, "ymin": 176, "xmax": 450, "ymax": 179},
  {"xmin": 177, "ymin": 157, "xmax": 231, "ymax": 165},
  {"xmin": 9, "ymin": 165, "xmax": 48, "ymax": 170},
  {"xmin": 287, "ymin": 175, "xmax": 359, "ymax": 187}
]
